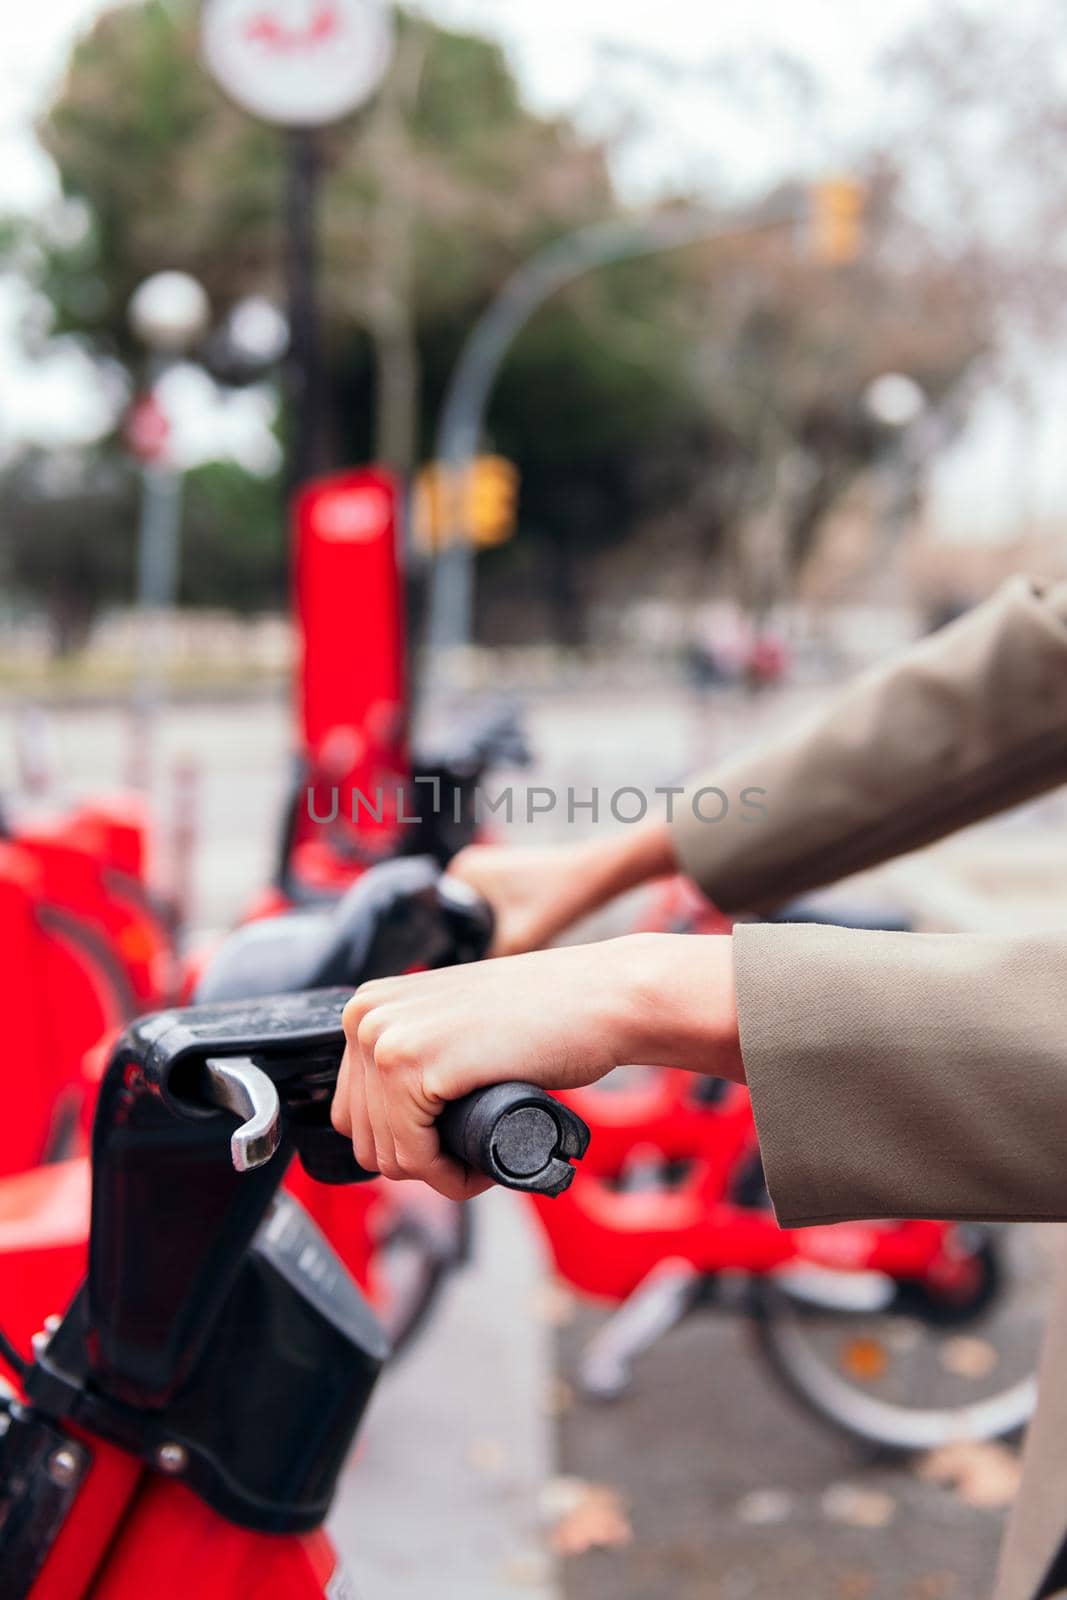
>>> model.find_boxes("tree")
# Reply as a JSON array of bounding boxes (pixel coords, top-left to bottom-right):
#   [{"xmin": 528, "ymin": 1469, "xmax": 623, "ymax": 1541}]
[
  {"xmin": 4, "ymin": 1, "xmax": 997, "ymax": 649},
  {"xmin": 2, "ymin": 449, "xmax": 138, "ymax": 655}
]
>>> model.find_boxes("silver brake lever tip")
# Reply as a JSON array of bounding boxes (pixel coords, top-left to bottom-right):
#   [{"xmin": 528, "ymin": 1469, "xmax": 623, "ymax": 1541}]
[{"xmin": 202, "ymin": 1057, "xmax": 282, "ymax": 1173}]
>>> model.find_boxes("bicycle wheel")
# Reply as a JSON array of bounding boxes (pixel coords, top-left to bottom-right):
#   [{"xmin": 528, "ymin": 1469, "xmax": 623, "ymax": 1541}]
[
  {"xmin": 365, "ymin": 1186, "xmax": 469, "ymax": 1357},
  {"xmin": 749, "ymin": 1223, "xmax": 1057, "ymax": 1451}
]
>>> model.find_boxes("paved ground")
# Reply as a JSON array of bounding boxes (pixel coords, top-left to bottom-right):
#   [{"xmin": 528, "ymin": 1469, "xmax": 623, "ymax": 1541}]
[
  {"xmin": 557, "ymin": 1303, "xmax": 1007, "ymax": 1600},
  {"xmin": 6, "ymin": 682, "xmax": 1067, "ymax": 1599}
]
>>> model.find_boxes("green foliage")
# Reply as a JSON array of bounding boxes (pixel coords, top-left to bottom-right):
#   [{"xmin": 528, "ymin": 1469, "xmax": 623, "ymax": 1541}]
[
  {"xmin": 0, "ymin": 450, "xmax": 138, "ymax": 655},
  {"xmin": 181, "ymin": 459, "xmax": 286, "ymax": 611}
]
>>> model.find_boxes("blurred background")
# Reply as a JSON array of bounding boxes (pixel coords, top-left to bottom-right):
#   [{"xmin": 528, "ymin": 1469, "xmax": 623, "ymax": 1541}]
[{"xmin": 4, "ymin": 2, "xmax": 1067, "ymax": 1596}]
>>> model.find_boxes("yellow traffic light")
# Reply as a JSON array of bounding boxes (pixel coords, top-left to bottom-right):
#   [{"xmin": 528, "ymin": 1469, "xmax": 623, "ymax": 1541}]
[
  {"xmin": 412, "ymin": 457, "xmax": 519, "ymax": 552},
  {"xmin": 468, "ymin": 455, "xmax": 519, "ymax": 547},
  {"xmin": 809, "ymin": 178, "xmax": 865, "ymax": 266}
]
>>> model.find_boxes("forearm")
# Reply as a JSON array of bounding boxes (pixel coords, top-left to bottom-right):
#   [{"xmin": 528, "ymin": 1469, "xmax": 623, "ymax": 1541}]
[
  {"xmin": 564, "ymin": 822, "xmax": 679, "ymax": 918},
  {"xmin": 612, "ymin": 931, "xmax": 745, "ymax": 1082},
  {"xmin": 672, "ymin": 577, "xmax": 1067, "ymax": 912}
]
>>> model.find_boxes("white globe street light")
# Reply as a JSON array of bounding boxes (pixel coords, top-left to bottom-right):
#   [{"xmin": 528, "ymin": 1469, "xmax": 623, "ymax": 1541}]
[
  {"xmin": 226, "ymin": 296, "xmax": 290, "ymax": 367},
  {"xmin": 128, "ymin": 271, "xmax": 211, "ymax": 354},
  {"xmin": 864, "ymin": 372, "xmax": 927, "ymax": 431}
]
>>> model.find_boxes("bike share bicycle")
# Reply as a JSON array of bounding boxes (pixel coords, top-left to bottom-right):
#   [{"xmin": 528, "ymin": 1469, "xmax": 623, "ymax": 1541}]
[
  {"xmin": 0, "ymin": 794, "xmax": 173, "ymax": 1174},
  {"xmin": 0, "ymin": 867, "xmax": 590, "ymax": 1598},
  {"xmin": 150, "ymin": 856, "xmax": 1054, "ymax": 1453}
]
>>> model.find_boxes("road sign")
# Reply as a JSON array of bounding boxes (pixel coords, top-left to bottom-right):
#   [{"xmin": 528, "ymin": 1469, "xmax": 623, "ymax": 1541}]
[
  {"xmin": 294, "ymin": 468, "xmax": 404, "ymax": 759},
  {"xmin": 201, "ymin": 0, "xmax": 396, "ymax": 128},
  {"xmin": 124, "ymin": 392, "xmax": 172, "ymax": 466},
  {"xmin": 413, "ymin": 457, "xmax": 520, "ymax": 552}
]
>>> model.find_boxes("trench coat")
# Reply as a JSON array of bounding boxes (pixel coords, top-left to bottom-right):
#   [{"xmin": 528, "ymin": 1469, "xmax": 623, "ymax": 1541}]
[{"xmin": 670, "ymin": 576, "xmax": 1067, "ymax": 1600}]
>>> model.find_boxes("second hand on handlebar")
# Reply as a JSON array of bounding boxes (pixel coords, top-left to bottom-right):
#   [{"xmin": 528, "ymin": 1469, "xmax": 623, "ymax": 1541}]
[{"xmin": 189, "ymin": 1012, "xmax": 589, "ymax": 1199}]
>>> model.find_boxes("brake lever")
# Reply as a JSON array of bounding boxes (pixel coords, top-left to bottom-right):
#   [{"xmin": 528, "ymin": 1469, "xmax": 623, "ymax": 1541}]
[{"xmin": 200, "ymin": 1057, "xmax": 282, "ymax": 1173}]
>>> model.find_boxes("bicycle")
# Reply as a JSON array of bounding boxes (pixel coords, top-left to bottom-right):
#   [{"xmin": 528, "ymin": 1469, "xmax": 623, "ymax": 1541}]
[
  {"xmin": 0, "ymin": 984, "xmax": 586, "ymax": 1600},
  {"xmin": 173, "ymin": 863, "xmax": 1053, "ymax": 1452}
]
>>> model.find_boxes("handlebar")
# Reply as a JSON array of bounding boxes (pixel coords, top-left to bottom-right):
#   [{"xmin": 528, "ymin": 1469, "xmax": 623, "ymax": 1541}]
[
  {"xmin": 185, "ymin": 1002, "xmax": 588, "ymax": 1198},
  {"xmin": 194, "ymin": 855, "xmax": 494, "ymax": 1005},
  {"xmin": 438, "ymin": 1082, "xmax": 589, "ymax": 1197}
]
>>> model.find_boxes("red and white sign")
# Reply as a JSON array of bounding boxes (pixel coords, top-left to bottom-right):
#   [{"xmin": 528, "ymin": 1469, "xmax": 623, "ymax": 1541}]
[
  {"xmin": 124, "ymin": 392, "xmax": 171, "ymax": 465},
  {"xmin": 310, "ymin": 481, "xmax": 394, "ymax": 543},
  {"xmin": 201, "ymin": 0, "xmax": 395, "ymax": 128},
  {"xmin": 293, "ymin": 467, "xmax": 405, "ymax": 757}
]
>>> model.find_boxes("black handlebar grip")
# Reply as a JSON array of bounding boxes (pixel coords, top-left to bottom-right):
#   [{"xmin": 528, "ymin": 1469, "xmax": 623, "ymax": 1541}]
[
  {"xmin": 436, "ymin": 1083, "xmax": 590, "ymax": 1197},
  {"xmin": 290, "ymin": 1107, "xmax": 378, "ymax": 1186}
]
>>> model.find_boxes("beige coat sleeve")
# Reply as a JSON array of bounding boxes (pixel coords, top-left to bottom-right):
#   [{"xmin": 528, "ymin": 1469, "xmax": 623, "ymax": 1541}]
[
  {"xmin": 671, "ymin": 576, "xmax": 1067, "ymax": 914},
  {"xmin": 677, "ymin": 578, "xmax": 1067, "ymax": 1599},
  {"xmin": 736, "ymin": 921, "xmax": 1067, "ymax": 1226}
]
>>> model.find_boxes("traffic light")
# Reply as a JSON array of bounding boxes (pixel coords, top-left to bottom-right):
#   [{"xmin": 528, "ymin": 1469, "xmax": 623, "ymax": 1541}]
[
  {"xmin": 809, "ymin": 178, "xmax": 865, "ymax": 266},
  {"xmin": 467, "ymin": 455, "xmax": 519, "ymax": 547},
  {"xmin": 412, "ymin": 456, "xmax": 520, "ymax": 552}
]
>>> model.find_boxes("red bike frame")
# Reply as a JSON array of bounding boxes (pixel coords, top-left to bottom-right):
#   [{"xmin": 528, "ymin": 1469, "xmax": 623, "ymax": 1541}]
[
  {"xmin": 29, "ymin": 1443, "xmax": 343, "ymax": 1600},
  {"xmin": 0, "ymin": 797, "xmax": 173, "ymax": 1177}
]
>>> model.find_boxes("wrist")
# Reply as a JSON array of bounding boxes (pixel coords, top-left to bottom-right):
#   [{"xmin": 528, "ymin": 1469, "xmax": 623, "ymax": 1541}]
[
  {"xmin": 610, "ymin": 932, "xmax": 745, "ymax": 1083},
  {"xmin": 578, "ymin": 821, "xmax": 677, "ymax": 909}
]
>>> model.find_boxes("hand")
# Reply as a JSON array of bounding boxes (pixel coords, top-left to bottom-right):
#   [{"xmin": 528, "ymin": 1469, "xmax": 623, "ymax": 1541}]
[
  {"xmin": 447, "ymin": 823, "xmax": 678, "ymax": 957},
  {"xmin": 331, "ymin": 932, "xmax": 743, "ymax": 1198}
]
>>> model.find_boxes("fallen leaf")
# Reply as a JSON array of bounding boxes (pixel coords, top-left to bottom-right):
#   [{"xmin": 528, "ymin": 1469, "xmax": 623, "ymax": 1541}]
[
  {"xmin": 542, "ymin": 1477, "xmax": 633, "ymax": 1556},
  {"xmin": 908, "ymin": 1574, "xmax": 959, "ymax": 1599},
  {"xmin": 465, "ymin": 1437, "xmax": 508, "ymax": 1477},
  {"xmin": 821, "ymin": 1483, "xmax": 897, "ymax": 1529},
  {"xmin": 917, "ymin": 1441, "xmax": 1021, "ymax": 1509},
  {"xmin": 531, "ymin": 1282, "xmax": 577, "ymax": 1328},
  {"xmin": 542, "ymin": 1377, "xmax": 575, "ymax": 1417},
  {"xmin": 498, "ymin": 1550, "xmax": 552, "ymax": 1587},
  {"xmin": 735, "ymin": 1488, "xmax": 795, "ymax": 1526},
  {"xmin": 939, "ymin": 1337, "xmax": 999, "ymax": 1380}
]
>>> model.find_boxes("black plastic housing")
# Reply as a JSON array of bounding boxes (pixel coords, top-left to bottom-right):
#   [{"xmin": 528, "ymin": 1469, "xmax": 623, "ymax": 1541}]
[{"xmin": 27, "ymin": 988, "xmax": 386, "ymax": 1533}]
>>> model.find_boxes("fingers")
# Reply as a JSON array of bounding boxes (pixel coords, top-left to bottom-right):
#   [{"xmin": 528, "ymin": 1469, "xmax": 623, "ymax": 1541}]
[
  {"xmin": 421, "ymin": 1152, "xmax": 495, "ymax": 1204},
  {"xmin": 363, "ymin": 1051, "xmax": 399, "ymax": 1177},
  {"xmin": 334, "ymin": 979, "xmax": 501, "ymax": 1201},
  {"xmin": 336, "ymin": 998, "xmax": 379, "ymax": 1174},
  {"xmin": 330, "ymin": 1045, "xmax": 352, "ymax": 1136}
]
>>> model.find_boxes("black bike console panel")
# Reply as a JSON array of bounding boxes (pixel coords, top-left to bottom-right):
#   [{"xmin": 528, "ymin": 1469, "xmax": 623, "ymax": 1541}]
[
  {"xmin": 25, "ymin": 987, "xmax": 385, "ymax": 1533},
  {"xmin": 195, "ymin": 855, "xmax": 493, "ymax": 1004},
  {"xmin": 84, "ymin": 987, "xmax": 366, "ymax": 1407},
  {"xmin": 29, "ymin": 1195, "xmax": 387, "ymax": 1534}
]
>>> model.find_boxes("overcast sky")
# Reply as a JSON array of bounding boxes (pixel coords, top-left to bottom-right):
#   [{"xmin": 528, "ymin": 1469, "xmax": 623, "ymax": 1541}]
[
  {"xmin": 0, "ymin": 0, "xmax": 1056, "ymax": 537},
  {"xmin": 1, "ymin": 0, "xmax": 939, "ymax": 214}
]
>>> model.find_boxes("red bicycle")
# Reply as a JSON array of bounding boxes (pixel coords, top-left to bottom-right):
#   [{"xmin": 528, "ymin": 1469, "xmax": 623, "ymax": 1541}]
[
  {"xmin": 0, "ymin": 985, "xmax": 586, "ymax": 1600},
  {"xmin": 0, "ymin": 795, "xmax": 173, "ymax": 1175},
  {"xmin": 180, "ymin": 866, "xmax": 1052, "ymax": 1452}
]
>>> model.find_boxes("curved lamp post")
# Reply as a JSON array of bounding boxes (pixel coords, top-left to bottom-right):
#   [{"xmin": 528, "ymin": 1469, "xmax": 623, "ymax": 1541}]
[
  {"xmin": 128, "ymin": 270, "xmax": 210, "ymax": 788},
  {"xmin": 425, "ymin": 198, "xmax": 805, "ymax": 673}
]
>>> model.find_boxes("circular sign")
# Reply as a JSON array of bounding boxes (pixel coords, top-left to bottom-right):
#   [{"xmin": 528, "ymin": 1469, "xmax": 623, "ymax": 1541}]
[
  {"xmin": 311, "ymin": 484, "xmax": 393, "ymax": 542},
  {"xmin": 201, "ymin": 0, "xmax": 395, "ymax": 127}
]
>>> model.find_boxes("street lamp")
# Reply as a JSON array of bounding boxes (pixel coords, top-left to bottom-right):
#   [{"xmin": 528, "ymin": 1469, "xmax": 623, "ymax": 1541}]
[
  {"xmin": 127, "ymin": 270, "xmax": 210, "ymax": 789},
  {"xmin": 863, "ymin": 372, "xmax": 926, "ymax": 431},
  {"xmin": 203, "ymin": 296, "xmax": 290, "ymax": 389},
  {"xmin": 862, "ymin": 372, "xmax": 930, "ymax": 588},
  {"xmin": 425, "ymin": 198, "xmax": 808, "ymax": 681},
  {"xmin": 128, "ymin": 271, "xmax": 210, "ymax": 355}
]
